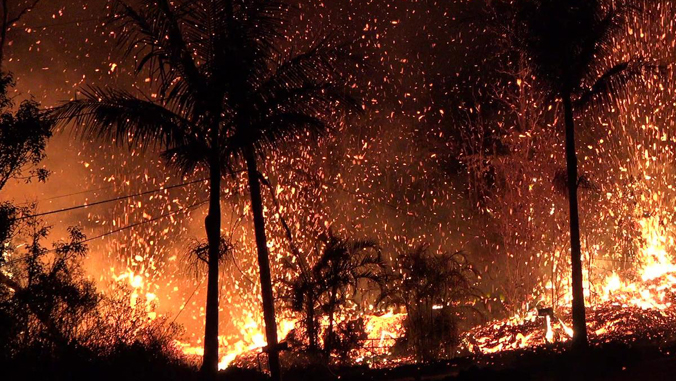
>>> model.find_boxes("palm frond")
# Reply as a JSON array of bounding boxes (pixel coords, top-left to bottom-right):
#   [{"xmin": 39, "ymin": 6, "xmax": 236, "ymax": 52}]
[
  {"xmin": 223, "ymin": 112, "xmax": 326, "ymax": 161},
  {"xmin": 49, "ymin": 87, "xmax": 193, "ymax": 152},
  {"xmin": 227, "ymin": 37, "xmax": 364, "ymax": 160},
  {"xmin": 160, "ymin": 143, "xmax": 210, "ymax": 174},
  {"xmin": 240, "ymin": 0, "xmax": 291, "ymax": 59},
  {"xmin": 514, "ymin": 0, "xmax": 625, "ymax": 94},
  {"xmin": 577, "ymin": 59, "xmax": 669, "ymax": 108},
  {"xmin": 348, "ymin": 239, "xmax": 380, "ymax": 255},
  {"xmin": 257, "ymin": 36, "xmax": 361, "ymax": 98},
  {"xmin": 110, "ymin": 0, "xmax": 206, "ymax": 111},
  {"xmin": 203, "ymin": 1, "xmax": 292, "ymax": 105},
  {"xmin": 591, "ymin": 1, "xmax": 642, "ymax": 57}
]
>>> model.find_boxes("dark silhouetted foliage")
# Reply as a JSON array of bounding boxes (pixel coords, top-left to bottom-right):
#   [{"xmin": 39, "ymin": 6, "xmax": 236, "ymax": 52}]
[
  {"xmin": 389, "ymin": 245, "xmax": 479, "ymax": 362},
  {"xmin": 51, "ymin": 2, "xmax": 366, "ymax": 376},
  {"xmin": 0, "ymin": 211, "xmax": 189, "ymax": 381},
  {"xmin": 284, "ymin": 231, "xmax": 387, "ymax": 361},
  {"xmin": 0, "ymin": 73, "xmax": 53, "ymax": 190}
]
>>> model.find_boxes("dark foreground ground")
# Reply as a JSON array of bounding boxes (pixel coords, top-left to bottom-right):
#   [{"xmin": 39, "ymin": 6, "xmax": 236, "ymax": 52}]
[
  {"xmin": 225, "ymin": 341, "xmax": 676, "ymax": 381},
  {"xmin": 5, "ymin": 341, "xmax": 676, "ymax": 381}
]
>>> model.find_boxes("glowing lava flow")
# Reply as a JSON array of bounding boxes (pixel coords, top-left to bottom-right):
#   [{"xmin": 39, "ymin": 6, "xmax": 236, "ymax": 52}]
[
  {"xmin": 597, "ymin": 216, "xmax": 676, "ymax": 311},
  {"xmin": 465, "ymin": 213, "xmax": 676, "ymax": 354},
  {"xmin": 355, "ymin": 312, "xmax": 408, "ymax": 366},
  {"xmin": 112, "ymin": 270, "xmax": 159, "ymax": 320},
  {"xmin": 175, "ymin": 318, "xmax": 297, "ymax": 370},
  {"xmin": 189, "ymin": 311, "xmax": 409, "ymax": 370},
  {"xmin": 364, "ymin": 311, "xmax": 406, "ymax": 350}
]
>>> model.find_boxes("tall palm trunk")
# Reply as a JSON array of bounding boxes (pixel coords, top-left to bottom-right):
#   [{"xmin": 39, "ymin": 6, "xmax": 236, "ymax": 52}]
[
  {"xmin": 306, "ymin": 294, "xmax": 318, "ymax": 352},
  {"xmin": 244, "ymin": 146, "xmax": 282, "ymax": 381},
  {"xmin": 202, "ymin": 148, "xmax": 222, "ymax": 378},
  {"xmin": 325, "ymin": 286, "xmax": 338, "ymax": 360},
  {"xmin": 563, "ymin": 94, "xmax": 588, "ymax": 351}
]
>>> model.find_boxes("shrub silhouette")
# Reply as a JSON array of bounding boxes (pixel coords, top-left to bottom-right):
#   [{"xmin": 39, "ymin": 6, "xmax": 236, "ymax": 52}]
[
  {"xmin": 389, "ymin": 245, "xmax": 480, "ymax": 362},
  {"xmin": 0, "ymin": 212, "xmax": 190, "ymax": 381}
]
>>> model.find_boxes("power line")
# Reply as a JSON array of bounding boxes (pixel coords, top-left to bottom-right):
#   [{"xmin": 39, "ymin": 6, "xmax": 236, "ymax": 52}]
[
  {"xmin": 19, "ymin": 178, "xmax": 207, "ymax": 220},
  {"xmin": 37, "ymin": 172, "xmax": 194, "ymax": 202},
  {"xmin": 79, "ymin": 191, "xmax": 237, "ymax": 245},
  {"xmin": 81, "ymin": 198, "xmax": 208, "ymax": 244},
  {"xmin": 27, "ymin": 16, "xmax": 104, "ymax": 30},
  {"xmin": 3, "ymin": 198, "xmax": 208, "ymax": 265},
  {"xmin": 38, "ymin": 183, "xmax": 119, "ymax": 202},
  {"xmin": 36, "ymin": 168, "xmax": 147, "ymax": 202},
  {"xmin": 171, "ymin": 276, "xmax": 206, "ymax": 325}
]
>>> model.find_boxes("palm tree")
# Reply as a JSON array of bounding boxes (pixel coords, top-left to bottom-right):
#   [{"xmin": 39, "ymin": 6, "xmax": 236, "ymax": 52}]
[
  {"xmin": 286, "ymin": 231, "xmax": 386, "ymax": 358},
  {"xmin": 393, "ymin": 245, "xmax": 479, "ymax": 361},
  {"xmin": 51, "ymin": 1, "xmax": 362, "ymax": 378},
  {"xmin": 513, "ymin": 0, "xmax": 650, "ymax": 350}
]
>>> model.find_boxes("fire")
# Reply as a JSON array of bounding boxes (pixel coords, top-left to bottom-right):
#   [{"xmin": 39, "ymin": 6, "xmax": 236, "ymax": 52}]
[
  {"xmin": 111, "ymin": 270, "xmax": 159, "ymax": 320},
  {"xmin": 16, "ymin": 1, "xmax": 669, "ymax": 369},
  {"xmin": 178, "ymin": 311, "xmax": 408, "ymax": 370},
  {"xmin": 209, "ymin": 317, "xmax": 297, "ymax": 370},
  {"xmin": 465, "ymin": 212, "xmax": 676, "ymax": 354},
  {"xmin": 364, "ymin": 311, "xmax": 406, "ymax": 348},
  {"xmin": 213, "ymin": 318, "xmax": 296, "ymax": 370},
  {"xmin": 597, "ymin": 215, "xmax": 676, "ymax": 311}
]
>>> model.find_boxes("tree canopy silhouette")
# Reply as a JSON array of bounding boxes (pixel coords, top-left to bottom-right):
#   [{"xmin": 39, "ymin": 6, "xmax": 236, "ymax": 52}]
[
  {"xmin": 510, "ymin": 0, "xmax": 654, "ymax": 351},
  {"xmin": 0, "ymin": 74, "xmax": 52, "ymax": 191},
  {"xmin": 390, "ymin": 245, "xmax": 479, "ymax": 361},
  {"xmin": 285, "ymin": 231, "xmax": 386, "ymax": 359},
  {"xmin": 50, "ymin": 0, "xmax": 364, "ymax": 377}
]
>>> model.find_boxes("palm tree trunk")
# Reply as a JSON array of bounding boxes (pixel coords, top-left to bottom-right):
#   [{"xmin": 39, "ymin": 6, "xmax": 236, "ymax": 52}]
[
  {"xmin": 245, "ymin": 146, "xmax": 282, "ymax": 381},
  {"xmin": 202, "ymin": 151, "xmax": 222, "ymax": 379},
  {"xmin": 325, "ymin": 287, "xmax": 337, "ymax": 360},
  {"xmin": 306, "ymin": 294, "xmax": 318, "ymax": 352},
  {"xmin": 563, "ymin": 94, "xmax": 588, "ymax": 351}
]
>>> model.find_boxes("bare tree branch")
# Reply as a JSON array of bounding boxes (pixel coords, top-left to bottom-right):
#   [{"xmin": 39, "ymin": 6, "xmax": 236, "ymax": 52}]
[
  {"xmin": 6, "ymin": 0, "xmax": 39, "ymax": 25},
  {"xmin": 0, "ymin": 0, "xmax": 42, "ymax": 67}
]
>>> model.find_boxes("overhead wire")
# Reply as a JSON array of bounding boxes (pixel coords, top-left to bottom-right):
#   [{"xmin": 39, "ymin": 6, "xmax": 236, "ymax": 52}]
[
  {"xmin": 18, "ymin": 178, "xmax": 208, "ymax": 220},
  {"xmin": 34, "ymin": 167, "xmax": 159, "ymax": 202},
  {"xmin": 80, "ymin": 198, "xmax": 208, "ymax": 244},
  {"xmin": 5, "ymin": 198, "xmax": 208, "ymax": 264}
]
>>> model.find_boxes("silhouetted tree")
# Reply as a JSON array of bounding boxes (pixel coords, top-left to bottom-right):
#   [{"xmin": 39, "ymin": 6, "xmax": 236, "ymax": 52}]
[
  {"xmin": 183, "ymin": 236, "xmax": 233, "ymax": 280},
  {"xmin": 391, "ymin": 245, "xmax": 479, "ymax": 362},
  {"xmin": 286, "ymin": 231, "xmax": 386, "ymax": 360},
  {"xmin": 0, "ymin": 71, "xmax": 53, "ymax": 275},
  {"xmin": 0, "ymin": 210, "xmax": 187, "ymax": 381},
  {"xmin": 51, "ymin": 1, "xmax": 362, "ymax": 378},
  {"xmin": 512, "ymin": 0, "xmax": 654, "ymax": 351},
  {"xmin": 0, "ymin": 212, "xmax": 98, "ymax": 355},
  {"xmin": 0, "ymin": 73, "xmax": 52, "ymax": 191},
  {"xmin": 330, "ymin": 317, "xmax": 368, "ymax": 364}
]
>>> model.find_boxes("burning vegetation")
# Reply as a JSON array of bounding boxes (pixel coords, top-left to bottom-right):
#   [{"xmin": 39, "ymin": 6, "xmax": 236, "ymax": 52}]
[{"xmin": 3, "ymin": 0, "xmax": 676, "ymax": 380}]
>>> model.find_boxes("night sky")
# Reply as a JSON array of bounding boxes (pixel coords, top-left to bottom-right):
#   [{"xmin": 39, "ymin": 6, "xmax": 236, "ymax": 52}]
[{"xmin": 5, "ymin": 0, "xmax": 472, "ymax": 219}]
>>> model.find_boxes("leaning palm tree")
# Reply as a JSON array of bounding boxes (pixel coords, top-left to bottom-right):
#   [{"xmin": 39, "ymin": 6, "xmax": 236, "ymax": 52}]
[
  {"xmin": 512, "ymin": 0, "xmax": 651, "ymax": 350},
  {"xmin": 51, "ymin": 1, "xmax": 362, "ymax": 378}
]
